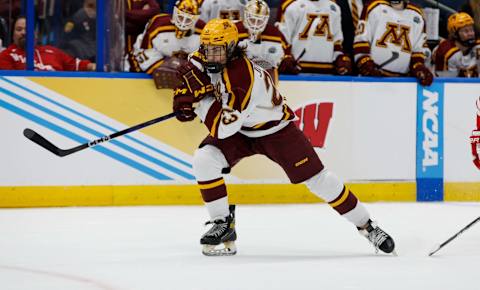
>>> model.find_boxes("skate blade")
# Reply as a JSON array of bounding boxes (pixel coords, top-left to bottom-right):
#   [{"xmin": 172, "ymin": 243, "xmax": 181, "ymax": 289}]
[{"xmin": 202, "ymin": 241, "xmax": 237, "ymax": 256}]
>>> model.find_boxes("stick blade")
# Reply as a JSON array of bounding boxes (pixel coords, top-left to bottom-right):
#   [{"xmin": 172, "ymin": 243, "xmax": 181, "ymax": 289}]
[{"xmin": 23, "ymin": 128, "xmax": 66, "ymax": 157}]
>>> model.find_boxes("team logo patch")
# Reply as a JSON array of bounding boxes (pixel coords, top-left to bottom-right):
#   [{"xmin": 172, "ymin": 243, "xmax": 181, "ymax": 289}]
[
  {"xmin": 330, "ymin": 4, "xmax": 336, "ymax": 11},
  {"xmin": 294, "ymin": 102, "xmax": 334, "ymax": 149},
  {"xmin": 413, "ymin": 16, "xmax": 420, "ymax": 24},
  {"xmin": 268, "ymin": 47, "xmax": 277, "ymax": 53}
]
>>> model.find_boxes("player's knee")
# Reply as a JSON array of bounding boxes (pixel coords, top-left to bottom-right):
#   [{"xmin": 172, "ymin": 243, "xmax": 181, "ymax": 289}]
[
  {"xmin": 305, "ymin": 169, "xmax": 344, "ymax": 202},
  {"xmin": 193, "ymin": 145, "xmax": 228, "ymax": 181}
]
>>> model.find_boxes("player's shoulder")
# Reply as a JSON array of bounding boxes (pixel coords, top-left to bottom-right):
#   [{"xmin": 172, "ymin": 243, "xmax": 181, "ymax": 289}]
[
  {"xmin": 0, "ymin": 44, "xmax": 17, "ymax": 54},
  {"xmin": 40, "ymin": 45, "xmax": 62, "ymax": 54},
  {"xmin": 327, "ymin": 0, "xmax": 341, "ymax": 13},
  {"xmin": 285, "ymin": 0, "xmax": 305, "ymax": 11},
  {"xmin": 235, "ymin": 21, "xmax": 250, "ymax": 40},
  {"xmin": 434, "ymin": 39, "xmax": 460, "ymax": 58},
  {"xmin": 224, "ymin": 55, "xmax": 255, "ymax": 110},
  {"xmin": 262, "ymin": 24, "xmax": 284, "ymax": 38},
  {"xmin": 405, "ymin": 2, "xmax": 424, "ymax": 17},
  {"xmin": 194, "ymin": 19, "xmax": 206, "ymax": 34},
  {"xmin": 226, "ymin": 54, "xmax": 253, "ymax": 73},
  {"xmin": 146, "ymin": 13, "xmax": 175, "ymax": 32},
  {"xmin": 362, "ymin": 0, "xmax": 390, "ymax": 17}
]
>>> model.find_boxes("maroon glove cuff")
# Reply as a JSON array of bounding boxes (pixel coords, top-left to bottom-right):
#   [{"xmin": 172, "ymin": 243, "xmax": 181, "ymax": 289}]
[
  {"xmin": 412, "ymin": 63, "xmax": 433, "ymax": 86},
  {"xmin": 357, "ymin": 56, "xmax": 381, "ymax": 77},
  {"xmin": 278, "ymin": 55, "xmax": 301, "ymax": 75},
  {"xmin": 335, "ymin": 54, "xmax": 352, "ymax": 75}
]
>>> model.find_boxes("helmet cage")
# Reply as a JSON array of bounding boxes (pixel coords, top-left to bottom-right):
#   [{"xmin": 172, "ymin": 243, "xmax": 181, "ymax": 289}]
[
  {"xmin": 244, "ymin": 10, "xmax": 269, "ymax": 36},
  {"xmin": 173, "ymin": 6, "xmax": 198, "ymax": 31}
]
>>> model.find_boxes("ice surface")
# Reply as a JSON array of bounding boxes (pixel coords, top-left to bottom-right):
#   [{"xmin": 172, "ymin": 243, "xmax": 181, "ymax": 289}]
[{"xmin": 0, "ymin": 203, "xmax": 478, "ymax": 290}]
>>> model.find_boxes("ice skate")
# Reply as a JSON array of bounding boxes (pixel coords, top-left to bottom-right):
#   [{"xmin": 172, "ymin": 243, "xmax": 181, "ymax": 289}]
[
  {"xmin": 359, "ymin": 220, "xmax": 396, "ymax": 255},
  {"xmin": 201, "ymin": 205, "xmax": 237, "ymax": 256}
]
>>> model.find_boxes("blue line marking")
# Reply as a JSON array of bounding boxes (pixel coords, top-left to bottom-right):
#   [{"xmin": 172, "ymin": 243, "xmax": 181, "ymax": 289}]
[
  {"xmin": 0, "ymin": 77, "xmax": 192, "ymax": 168},
  {"xmin": 0, "ymin": 86, "xmax": 195, "ymax": 180},
  {"xmin": 0, "ymin": 99, "xmax": 172, "ymax": 180}
]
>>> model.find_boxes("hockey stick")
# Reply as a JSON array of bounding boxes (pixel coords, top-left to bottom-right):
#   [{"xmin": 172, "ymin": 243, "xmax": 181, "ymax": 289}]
[
  {"xmin": 378, "ymin": 51, "xmax": 399, "ymax": 68},
  {"xmin": 296, "ymin": 48, "xmax": 306, "ymax": 62},
  {"xmin": 428, "ymin": 216, "xmax": 480, "ymax": 256},
  {"xmin": 23, "ymin": 111, "xmax": 177, "ymax": 157}
]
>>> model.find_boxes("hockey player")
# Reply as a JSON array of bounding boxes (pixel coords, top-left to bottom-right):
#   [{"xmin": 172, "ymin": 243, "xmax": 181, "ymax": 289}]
[
  {"xmin": 199, "ymin": 0, "xmax": 245, "ymax": 23},
  {"xmin": 353, "ymin": 0, "xmax": 433, "ymax": 85},
  {"xmin": 174, "ymin": 18, "xmax": 395, "ymax": 256},
  {"xmin": 277, "ymin": 0, "xmax": 352, "ymax": 75},
  {"xmin": 433, "ymin": 12, "xmax": 480, "ymax": 78},
  {"xmin": 125, "ymin": 0, "xmax": 205, "ymax": 73},
  {"xmin": 236, "ymin": 0, "xmax": 298, "ymax": 81},
  {"xmin": 471, "ymin": 97, "xmax": 480, "ymax": 170}
]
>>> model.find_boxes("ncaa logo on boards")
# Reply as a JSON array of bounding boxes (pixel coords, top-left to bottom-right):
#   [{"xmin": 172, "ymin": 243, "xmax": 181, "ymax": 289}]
[
  {"xmin": 421, "ymin": 88, "xmax": 439, "ymax": 171},
  {"xmin": 293, "ymin": 102, "xmax": 334, "ymax": 149}
]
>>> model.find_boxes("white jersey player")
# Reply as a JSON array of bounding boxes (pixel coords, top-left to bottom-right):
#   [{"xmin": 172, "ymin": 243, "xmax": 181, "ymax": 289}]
[
  {"xmin": 199, "ymin": 0, "xmax": 246, "ymax": 23},
  {"xmin": 353, "ymin": 0, "xmax": 432, "ymax": 85},
  {"xmin": 433, "ymin": 12, "xmax": 480, "ymax": 78},
  {"xmin": 173, "ymin": 19, "xmax": 396, "ymax": 256},
  {"xmin": 125, "ymin": 0, "xmax": 205, "ymax": 73},
  {"xmin": 237, "ymin": 0, "xmax": 289, "ymax": 81},
  {"xmin": 277, "ymin": 0, "xmax": 352, "ymax": 74}
]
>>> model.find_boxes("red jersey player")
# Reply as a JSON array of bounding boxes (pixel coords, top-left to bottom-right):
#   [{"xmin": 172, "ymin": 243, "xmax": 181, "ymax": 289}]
[{"xmin": 471, "ymin": 97, "xmax": 480, "ymax": 170}]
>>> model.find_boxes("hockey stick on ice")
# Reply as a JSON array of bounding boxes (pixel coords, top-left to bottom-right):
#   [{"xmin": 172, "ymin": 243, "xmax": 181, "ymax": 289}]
[
  {"xmin": 428, "ymin": 216, "xmax": 480, "ymax": 256},
  {"xmin": 378, "ymin": 51, "xmax": 399, "ymax": 68},
  {"xmin": 23, "ymin": 111, "xmax": 177, "ymax": 157}
]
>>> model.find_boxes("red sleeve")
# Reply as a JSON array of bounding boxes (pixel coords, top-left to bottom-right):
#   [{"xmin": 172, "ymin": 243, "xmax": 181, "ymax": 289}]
[
  {"xmin": 49, "ymin": 46, "xmax": 91, "ymax": 71},
  {"xmin": 0, "ymin": 48, "xmax": 16, "ymax": 70}
]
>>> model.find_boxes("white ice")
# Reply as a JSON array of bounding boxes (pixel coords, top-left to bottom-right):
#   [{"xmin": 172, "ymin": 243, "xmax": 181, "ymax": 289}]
[{"xmin": 0, "ymin": 202, "xmax": 479, "ymax": 290}]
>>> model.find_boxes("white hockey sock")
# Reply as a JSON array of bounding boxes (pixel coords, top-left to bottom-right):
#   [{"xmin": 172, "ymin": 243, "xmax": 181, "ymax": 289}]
[
  {"xmin": 205, "ymin": 196, "xmax": 230, "ymax": 221},
  {"xmin": 342, "ymin": 201, "xmax": 370, "ymax": 228}
]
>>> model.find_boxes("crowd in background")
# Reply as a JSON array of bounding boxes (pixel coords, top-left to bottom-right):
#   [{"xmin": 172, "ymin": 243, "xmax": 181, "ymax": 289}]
[{"xmin": 0, "ymin": 0, "xmax": 478, "ymax": 79}]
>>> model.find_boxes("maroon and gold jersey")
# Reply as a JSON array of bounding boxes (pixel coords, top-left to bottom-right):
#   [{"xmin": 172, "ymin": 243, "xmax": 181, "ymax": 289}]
[
  {"xmin": 236, "ymin": 22, "xmax": 289, "ymax": 70},
  {"xmin": 353, "ymin": 1, "xmax": 428, "ymax": 76},
  {"xmin": 433, "ymin": 39, "xmax": 480, "ymax": 78},
  {"xmin": 277, "ymin": 0, "xmax": 345, "ymax": 74},
  {"xmin": 191, "ymin": 53, "xmax": 295, "ymax": 139},
  {"xmin": 125, "ymin": 13, "xmax": 205, "ymax": 73}
]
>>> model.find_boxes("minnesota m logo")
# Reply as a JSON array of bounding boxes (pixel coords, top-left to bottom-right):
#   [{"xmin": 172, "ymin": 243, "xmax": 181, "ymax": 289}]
[
  {"xmin": 376, "ymin": 23, "xmax": 412, "ymax": 52},
  {"xmin": 299, "ymin": 14, "xmax": 333, "ymax": 41},
  {"xmin": 294, "ymin": 102, "xmax": 334, "ymax": 148}
]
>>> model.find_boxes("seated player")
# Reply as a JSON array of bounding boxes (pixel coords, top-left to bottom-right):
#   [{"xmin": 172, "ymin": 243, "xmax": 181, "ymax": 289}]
[
  {"xmin": 125, "ymin": 0, "xmax": 205, "ymax": 74},
  {"xmin": 236, "ymin": 0, "xmax": 299, "ymax": 81},
  {"xmin": 353, "ymin": 0, "xmax": 433, "ymax": 85},
  {"xmin": 433, "ymin": 12, "xmax": 480, "ymax": 77}
]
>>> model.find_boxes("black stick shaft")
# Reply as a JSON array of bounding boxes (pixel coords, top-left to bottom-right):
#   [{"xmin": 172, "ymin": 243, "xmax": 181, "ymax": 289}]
[
  {"xmin": 429, "ymin": 217, "xmax": 480, "ymax": 256},
  {"xmin": 24, "ymin": 112, "xmax": 177, "ymax": 157}
]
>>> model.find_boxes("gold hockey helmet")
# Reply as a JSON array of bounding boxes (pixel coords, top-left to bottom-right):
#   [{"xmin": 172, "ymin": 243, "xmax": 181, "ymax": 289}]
[
  {"xmin": 200, "ymin": 18, "xmax": 239, "ymax": 48},
  {"xmin": 447, "ymin": 12, "xmax": 474, "ymax": 35}
]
